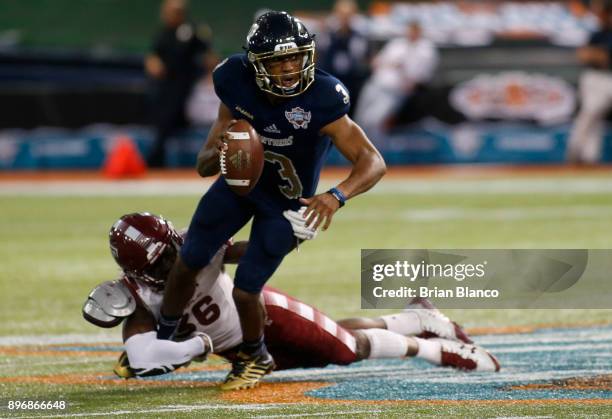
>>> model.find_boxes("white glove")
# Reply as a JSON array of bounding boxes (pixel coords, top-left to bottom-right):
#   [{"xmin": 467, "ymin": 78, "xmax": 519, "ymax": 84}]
[{"xmin": 283, "ymin": 206, "xmax": 318, "ymax": 241}]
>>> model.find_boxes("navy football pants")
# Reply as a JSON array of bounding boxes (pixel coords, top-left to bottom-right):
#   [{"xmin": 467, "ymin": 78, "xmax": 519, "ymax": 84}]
[{"xmin": 180, "ymin": 178, "xmax": 296, "ymax": 293}]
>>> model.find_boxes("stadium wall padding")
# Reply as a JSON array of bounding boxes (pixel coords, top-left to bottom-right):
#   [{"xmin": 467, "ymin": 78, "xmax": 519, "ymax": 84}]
[{"xmin": 1, "ymin": 123, "xmax": 611, "ymax": 170}]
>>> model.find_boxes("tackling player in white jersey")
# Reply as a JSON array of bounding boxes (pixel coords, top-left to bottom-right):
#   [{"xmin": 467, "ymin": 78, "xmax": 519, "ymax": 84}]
[{"xmin": 83, "ymin": 213, "xmax": 499, "ymax": 384}]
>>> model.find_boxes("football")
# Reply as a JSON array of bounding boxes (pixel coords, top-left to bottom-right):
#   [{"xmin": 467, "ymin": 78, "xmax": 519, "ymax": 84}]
[{"xmin": 220, "ymin": 119, "xmax": 264, "ymax": 196}]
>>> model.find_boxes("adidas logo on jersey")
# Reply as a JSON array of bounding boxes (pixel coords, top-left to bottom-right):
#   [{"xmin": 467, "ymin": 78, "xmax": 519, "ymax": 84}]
[{"xmin": 263, "ymin": 124, "xmax": 281, "ymax": 134}]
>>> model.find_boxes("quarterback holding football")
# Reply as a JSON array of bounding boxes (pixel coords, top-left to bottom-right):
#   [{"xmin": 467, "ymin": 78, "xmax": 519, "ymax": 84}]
[{"xmin": 156, "ymin": 10, "xmax": 387, "ymax": 390}]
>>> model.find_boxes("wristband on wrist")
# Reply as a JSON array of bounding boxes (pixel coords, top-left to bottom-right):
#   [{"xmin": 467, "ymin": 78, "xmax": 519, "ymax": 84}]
[{"xmin": 327, "ymin": 187, "xmax": 347, "ymax": 208}]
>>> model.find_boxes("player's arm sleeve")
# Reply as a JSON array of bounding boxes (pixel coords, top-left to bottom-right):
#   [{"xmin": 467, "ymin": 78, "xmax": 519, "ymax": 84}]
[{"xmin": 125, "ymin": 331, "xmax": 206, "ymax": 377}]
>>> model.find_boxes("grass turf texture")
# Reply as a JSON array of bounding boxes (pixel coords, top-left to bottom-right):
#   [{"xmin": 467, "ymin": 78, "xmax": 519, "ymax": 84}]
[{"xmin": 1, "ymin": 173, "xmax": 611, "ymax": 417}]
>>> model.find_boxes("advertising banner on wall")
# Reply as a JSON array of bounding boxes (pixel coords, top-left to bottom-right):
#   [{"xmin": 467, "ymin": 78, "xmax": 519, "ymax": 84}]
[{"xmin": 450, "ymin": 72, "xmax": 576, "ymax": 125}]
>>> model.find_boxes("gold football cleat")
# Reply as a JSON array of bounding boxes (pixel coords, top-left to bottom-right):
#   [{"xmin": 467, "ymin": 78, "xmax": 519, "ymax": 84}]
[
  {"xmin": 113, "ymin": 351, "xmax": 135, "ymax": 379},
  {"xmin": 220, "ymin": 352, "xmax": 275, "ymax": 391}
]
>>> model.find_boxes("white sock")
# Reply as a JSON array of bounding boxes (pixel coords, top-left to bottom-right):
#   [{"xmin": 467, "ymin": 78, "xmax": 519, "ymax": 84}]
[
  {"xmin": 414, "ymin": 337, "xmax": 441, "ymax": 365},
  {"xmin": 360, "ymin": 328, "xmax": 409, "ymax": 359},
  {"xmin": 380, "ymin": 312, "xmax": 422, "ymax": 336}
]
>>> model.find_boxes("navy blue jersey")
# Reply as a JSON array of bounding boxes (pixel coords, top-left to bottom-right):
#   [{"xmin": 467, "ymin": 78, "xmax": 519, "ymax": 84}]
[{"xmin": 213, "ymin": 54, "xmax": 350, "ymax": 207}]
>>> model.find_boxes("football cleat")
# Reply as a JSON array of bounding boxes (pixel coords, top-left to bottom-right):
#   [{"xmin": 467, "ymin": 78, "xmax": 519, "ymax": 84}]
[
  {"xmin": 113, "ymin": 351, "xmax": 135, "ymax": 379},
  {"xmin": 219, "ymin": 351, "xmax": 276, "ymax": 391},
  {"xmin": 405, "ymin": 298, "xmax": 472, "ymax": 344},
  {"xmin": 431, "ymin": 338, "xmax": 500, "ymax": 372}
]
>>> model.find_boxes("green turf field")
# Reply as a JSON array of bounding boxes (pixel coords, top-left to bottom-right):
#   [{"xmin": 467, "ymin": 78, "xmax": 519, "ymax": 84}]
[{"xmin": 0, "ymin": 173, "xmax": 611, "ymax": 417}]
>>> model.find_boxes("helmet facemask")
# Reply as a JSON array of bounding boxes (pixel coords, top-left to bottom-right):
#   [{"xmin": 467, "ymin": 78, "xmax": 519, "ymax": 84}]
[{"xmin": 248, "ymin": 43, "xmax": 315, "ymax": 98}]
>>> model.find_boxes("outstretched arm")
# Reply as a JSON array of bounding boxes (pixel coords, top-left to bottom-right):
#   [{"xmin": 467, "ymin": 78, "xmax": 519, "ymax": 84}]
[
  {"xmin": 121, "ymin": 305, "xmax": 212, "ymax": 377},
  {"xmin": 301, "ymin": 115, "xmax": 386, "ymax": 230}
]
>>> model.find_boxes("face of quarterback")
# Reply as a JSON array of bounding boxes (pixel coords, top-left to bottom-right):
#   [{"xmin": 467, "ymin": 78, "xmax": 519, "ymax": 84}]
[{"xmin": 263, "ymin": 53, "xmax": 303, "ymax": 90}]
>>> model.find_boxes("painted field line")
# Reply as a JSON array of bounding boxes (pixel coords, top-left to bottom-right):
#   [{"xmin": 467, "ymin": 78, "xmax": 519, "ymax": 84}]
[
  {"xmin": 2, "ymin": 323, "xmax": 609, "ymax": 349},
  {"xmin": 255, "ymin": 410, "xmax": 384, "ymax": 418},
  {"xmin": 492, "ymin": 342, "xmax": 612, "ymax": 354},
  {"xmin": 334, "ymin": 205, "xmax": 612, "ymax": 222},
  {"xmin": 3, "ymin": 177, "xmax": 612, "ymax": 196},
  {"xmin": 400, "ymin": 205, "xmax": 612, "ymax": 221},
  {"xmin": 0, "ymin": 358, "xmax": 110, "ymax": 369},
  {"xmin": 366, "ymin": 178, "xmax": 612, "ymax": 195},
  {"xmin": 476, "ymin": 328, "xmax": 612, "ymax": 345},
  {"xmin": 11, "ymin": 403, "xmax": 287, "ymax": 419},
  {"xmin": 493, "ymin": 416, "xmax": 553, "ymax": 419},
  {"xmin": 0, "ymin": 180, "xmax": 210, "ymax": 196},
  {"xmin": 0, "ymin": 333, "xmax": 120, "ymax": 346}
]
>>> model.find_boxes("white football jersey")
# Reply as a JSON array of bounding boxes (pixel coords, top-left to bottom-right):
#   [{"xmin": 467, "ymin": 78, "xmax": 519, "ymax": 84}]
[{"xmin": 129, "ymin": 245, "xmax": 243, "ymax": 352}]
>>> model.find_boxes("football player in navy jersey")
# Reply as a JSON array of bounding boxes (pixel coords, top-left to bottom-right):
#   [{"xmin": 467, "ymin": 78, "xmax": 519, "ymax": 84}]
[{"xmin": 157, "ymin": 11, "xmax": 386, "ymax": 390}]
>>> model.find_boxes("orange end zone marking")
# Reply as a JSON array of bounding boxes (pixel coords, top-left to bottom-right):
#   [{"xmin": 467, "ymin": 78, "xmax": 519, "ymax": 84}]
[
  {"xmin": 220, "ymin": 382, "xmax": 348, "ymax": 405},
  {"xmin": 0, "ymin": 372, "xmax": 218, "ymax": 388},
  {"xmin": 0, "ymin": 342, "xmax": 122, "ymax": 358},
  {"xmin": 2, "ymin": 373, "xmax": 610, "ymax": 406}
]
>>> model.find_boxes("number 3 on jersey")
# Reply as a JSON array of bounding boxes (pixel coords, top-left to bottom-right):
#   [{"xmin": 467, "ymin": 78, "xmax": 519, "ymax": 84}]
[{"xmin": 264, "ymin": 151, "xmax": 303, "ymax": 199}]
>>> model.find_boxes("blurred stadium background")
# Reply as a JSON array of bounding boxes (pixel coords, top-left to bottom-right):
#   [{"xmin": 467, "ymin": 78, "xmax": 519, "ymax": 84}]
[
  {"xmin": 0, "ymin": 0, "xmax": 610, "ymax": 168},
  {"xmin": 1, "ymin": 0, "xmax": 611, "ymax": 417}
]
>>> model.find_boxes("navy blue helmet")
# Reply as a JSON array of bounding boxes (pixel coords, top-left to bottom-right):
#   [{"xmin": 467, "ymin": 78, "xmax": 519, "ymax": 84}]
[{"xmin": 245, "ymin": 11, "xmax": 315, "ymax": 97}]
